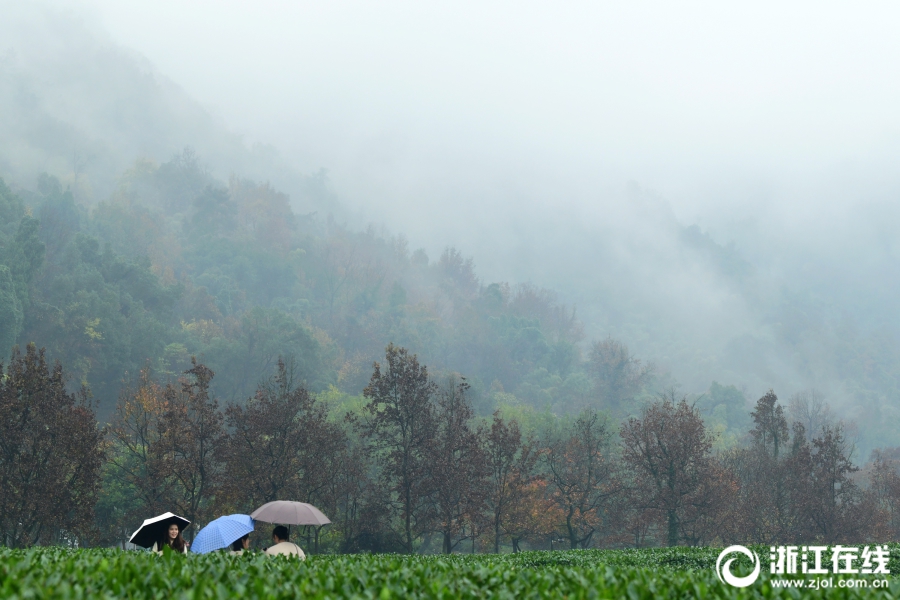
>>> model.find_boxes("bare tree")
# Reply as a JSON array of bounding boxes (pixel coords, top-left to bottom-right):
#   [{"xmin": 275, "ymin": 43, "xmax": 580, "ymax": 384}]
[{"xmin": 787, "ymin": 389, "xmax": 832, "ymax": 441}]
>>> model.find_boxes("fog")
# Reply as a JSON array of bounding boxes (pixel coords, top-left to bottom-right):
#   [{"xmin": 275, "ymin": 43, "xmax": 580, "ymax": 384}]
[{"xmin": 3, "ymin": 1, "xmax": 900, "ymax": 453}]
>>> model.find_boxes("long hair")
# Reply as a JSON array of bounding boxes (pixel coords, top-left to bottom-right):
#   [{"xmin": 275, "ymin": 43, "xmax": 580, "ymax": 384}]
[
  {"xmin": 162, "ymin": 528, "xmax": 186, "ymax": 552},
  {"xmin": 231, "ymin": 534, "xmax": 249, "ymax": 552}
]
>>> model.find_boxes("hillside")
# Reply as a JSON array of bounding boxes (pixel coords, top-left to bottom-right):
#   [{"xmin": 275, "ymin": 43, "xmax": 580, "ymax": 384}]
[{"xmin": 0, "ymin": 5, "xmax": 898, "ymax": 458}]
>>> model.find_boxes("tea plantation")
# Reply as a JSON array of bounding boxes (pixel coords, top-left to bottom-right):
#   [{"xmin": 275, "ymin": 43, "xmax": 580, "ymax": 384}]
[{"xmin": 1, "ymin": 545, "xmax": 898, "ymax": 599}]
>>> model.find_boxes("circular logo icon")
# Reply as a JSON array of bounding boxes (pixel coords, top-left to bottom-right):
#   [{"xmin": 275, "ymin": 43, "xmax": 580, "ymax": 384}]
[{"xmin": 715, "ymin": 545, "xmax": 761, "ymax": 588}]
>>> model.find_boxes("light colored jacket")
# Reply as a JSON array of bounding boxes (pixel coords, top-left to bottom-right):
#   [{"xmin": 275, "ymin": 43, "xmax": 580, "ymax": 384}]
[
  {"xmin": 151, "ymin": 541, "xmax": 188, "ymax": 554},
  {"xmin": 265, "ymin": 541, "xmax": 306, "ymax": 559}
]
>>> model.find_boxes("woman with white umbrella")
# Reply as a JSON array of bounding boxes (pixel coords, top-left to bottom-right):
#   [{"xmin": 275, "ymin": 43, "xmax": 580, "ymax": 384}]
[
  {"xmin": 128, "ymin": 512, "xmax": 191, "ymax": 554},
  {"xmin": 153, "ymin": 523, "xmax": 188, "ymax": 554}
]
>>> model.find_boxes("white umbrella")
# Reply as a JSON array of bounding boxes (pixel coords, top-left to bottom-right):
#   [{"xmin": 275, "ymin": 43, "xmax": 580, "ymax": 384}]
[{"xmin": 128, "ymin": 512, "xmax": 191, "ymax": 548}]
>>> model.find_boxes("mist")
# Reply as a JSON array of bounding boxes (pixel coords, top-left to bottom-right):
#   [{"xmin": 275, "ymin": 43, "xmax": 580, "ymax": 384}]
[{"xmin": 3, "ymin": 0, "xmax": 900, "ymax": 457}]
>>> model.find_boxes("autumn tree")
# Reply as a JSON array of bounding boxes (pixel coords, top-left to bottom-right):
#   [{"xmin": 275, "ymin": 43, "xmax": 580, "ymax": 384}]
[
  {"xmin": 109, "ymin": 359, "xmax": 225, "ymax": 534},
  {"xmin": 107, "ymin": 366, "xmax": 177, "ymax": 536},
  {"xmin": 0, "ymin": 345, "xmax": 105, "ymax": 547},
  {"xmin": 727, "ymin": 392, "xmax": 872, "ymax": 544},
  {"xmin": 361, "ymin": 343, "xmax": 437, "ymax": 553},
  {"xmin": 620, "ymin": 391, "xmax": 724, "ymax": 547},
  {"xmin": 424, "ymin": 376, "xmax": 488, "ymax": 553},
  {"xmin": 503, "ymin": 478, "xmax": 562, "ymax": 552},
  {"xmin": 483, "ymin": 411, "xmax": 538, "ymax": 552},
  {"xmin": 220, "ymin": 358, "xmax": 342, "ymax": 513},
  {"xmin": 220, "ymin": 357, "xmax": 350, "ymax": 552},
  {"xmin": 544, "ymin": 409, "xmax": 621, "ymax": 549}
]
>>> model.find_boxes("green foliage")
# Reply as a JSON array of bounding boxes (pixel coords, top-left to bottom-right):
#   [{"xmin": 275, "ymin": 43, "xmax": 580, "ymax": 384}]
[
  {"xmin": 698, "ymin": 382, "xmax": 751, "ymax": 449},
  {"xmin": 3, "ymin": 162, "xmax": 660, "ymax": 421},
  {"xmin": 0, "ymin": 265, "xmax": 24, "ymax": 354},
  {"xmin": 0, "ymin": 179, "xmax": 45, "ymax": 352},
  {"xmin": 0, "ymin": 546, "xmax": 897, "ymax": 599}
]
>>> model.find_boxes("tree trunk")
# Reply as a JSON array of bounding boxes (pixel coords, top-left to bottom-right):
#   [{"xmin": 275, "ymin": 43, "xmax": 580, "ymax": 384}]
[
  {"xmin": 667, "ymin": 509, "xmax": 678, "ymax": 547},
  {"xmin": 566, "ymin": 511, "xmax": 578, "ymax": 549},
  {"xmin": 404, "ymin": 482, "xmax": 413, "ymax": 553}
]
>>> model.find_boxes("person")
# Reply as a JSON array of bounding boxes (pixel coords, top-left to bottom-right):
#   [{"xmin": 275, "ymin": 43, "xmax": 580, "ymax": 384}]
[
  {"xmin": 152, "ymin": 523, "xmax": 188, "ymax": 554},
  {"xmin": 230, "ymin": 533, "xmax": 250, "ymax": 555},
  {"xmin": 264, "ymin": 525, "xmax": 306, "ymax": 559}
]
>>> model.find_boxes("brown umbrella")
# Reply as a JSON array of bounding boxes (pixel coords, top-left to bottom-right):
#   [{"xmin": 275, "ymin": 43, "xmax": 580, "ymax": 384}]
[
  {"xmin": 250, "ymin": 501, "xmax": 331, "ymax": 526},
  {"xmin": 128, "ymin": 512, "xmax": 191, "ymax": 548}
]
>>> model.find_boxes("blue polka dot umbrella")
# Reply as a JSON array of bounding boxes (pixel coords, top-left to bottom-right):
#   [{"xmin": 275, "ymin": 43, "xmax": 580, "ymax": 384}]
[{"xmin": 190, "ymin": 514, "xmax": 255, "ymax": 554}]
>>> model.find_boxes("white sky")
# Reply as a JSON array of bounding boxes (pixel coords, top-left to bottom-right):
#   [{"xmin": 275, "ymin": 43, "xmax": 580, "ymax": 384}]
[
  {"xmin": 69, "ymin": 0, "xmax": 900, "ymax": 270},
  {"xmin": 74, "ymin": 0, "xmax": 900, "ymax": 193}
]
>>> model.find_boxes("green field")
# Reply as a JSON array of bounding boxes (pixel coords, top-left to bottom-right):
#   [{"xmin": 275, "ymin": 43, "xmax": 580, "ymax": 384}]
[{"xmin": 1, "ymin": 546, "xmax": 898, "ymax": 599}]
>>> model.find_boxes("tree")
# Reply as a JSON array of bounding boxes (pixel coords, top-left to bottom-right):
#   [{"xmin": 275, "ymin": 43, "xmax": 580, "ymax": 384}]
[
  {"xmin": 361, "ymin": 343, "xmax": 437, "ymax": 553},
  {"xmin": 161, "ymin": 359, "xmax": 225, "ymax": 530},
  {"xmin": 220, "ymin": 358, "xmax": 341, "ymax": 516},
  {"xmin": 544, "ymin": 409, "xmax": 621, "ymax": 549},
  {"xmin": 109, "ymin": 360, "xmax": 226, "ymax": 536},
  {"xmin": 787, "ymin": 389, "xmax": 832, "ymax": 442},
  {"xmin": 0, "ymin": 344, "xmax": 104, "ymax": 547},
  {"xmin": 503, "ymin": 478, "xmax": 562, "ymax": 552},
  {"xmin": 867, "ymin": 449, "xmax": 900, "ymax": 540},
  {"xmin": 424, "ymin": 376, "xmax": 488, "ymax": 553},
  {"xmin": 0, "ymin": 180, "xmax": 45, "ymax": 353},
  {"xmin": 620, "ymin": 391, "xmax": 723, "ymax": 546},
  {"xmin": 484, "ymin": 411, "xmax": 538, "ymax": 553},
  {"xmin": 107, "ymin": 366, "xmax": 178, "ymax": 531},
  {"xmin": 586, "ymin": 338, "xmax": 652, "ymax": 415},
  {"xmin": 750, "ymin": 390, "xmax": 789, "ymax": 460},
  {"xmin": 728, "ymin": 391, "xmax": 798, "ymax": 543},
  {"xmin": 806, "ymin": 423, "xmax": 861, "ymax": 542},
  {"xmin": 226, "ymin": 357, "xmax": 350, "ymax": 553}
]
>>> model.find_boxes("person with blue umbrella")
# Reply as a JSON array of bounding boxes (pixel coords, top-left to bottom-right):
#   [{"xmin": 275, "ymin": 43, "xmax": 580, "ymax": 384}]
[{"xmin": 190, "ymin": 514, "xmax": 255, "ymax": 554}]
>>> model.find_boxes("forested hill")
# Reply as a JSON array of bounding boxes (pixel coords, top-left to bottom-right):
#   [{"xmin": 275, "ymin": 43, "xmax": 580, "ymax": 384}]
[
  {"xmin": 0, "ymin": 161, "xmax": 626, "ymax": 422},
  {"xmin": 1, "ymin": 6, "xmax": 900, "ymax": 460}
]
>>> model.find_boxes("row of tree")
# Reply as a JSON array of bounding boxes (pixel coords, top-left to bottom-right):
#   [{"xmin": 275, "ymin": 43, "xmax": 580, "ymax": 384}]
[{"xmin": 3, "ymin": 342, "xmax": 900, "ymax": 551}]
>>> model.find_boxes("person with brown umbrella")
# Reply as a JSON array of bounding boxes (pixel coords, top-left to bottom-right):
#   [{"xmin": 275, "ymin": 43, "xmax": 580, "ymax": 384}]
[
  {"xmin": 265, "ymin": 525, "xmax": 305, "ymax": 558},
  {"xmin": 250, "ymin": 501, "xmax": 331, "ymax": 557}
]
